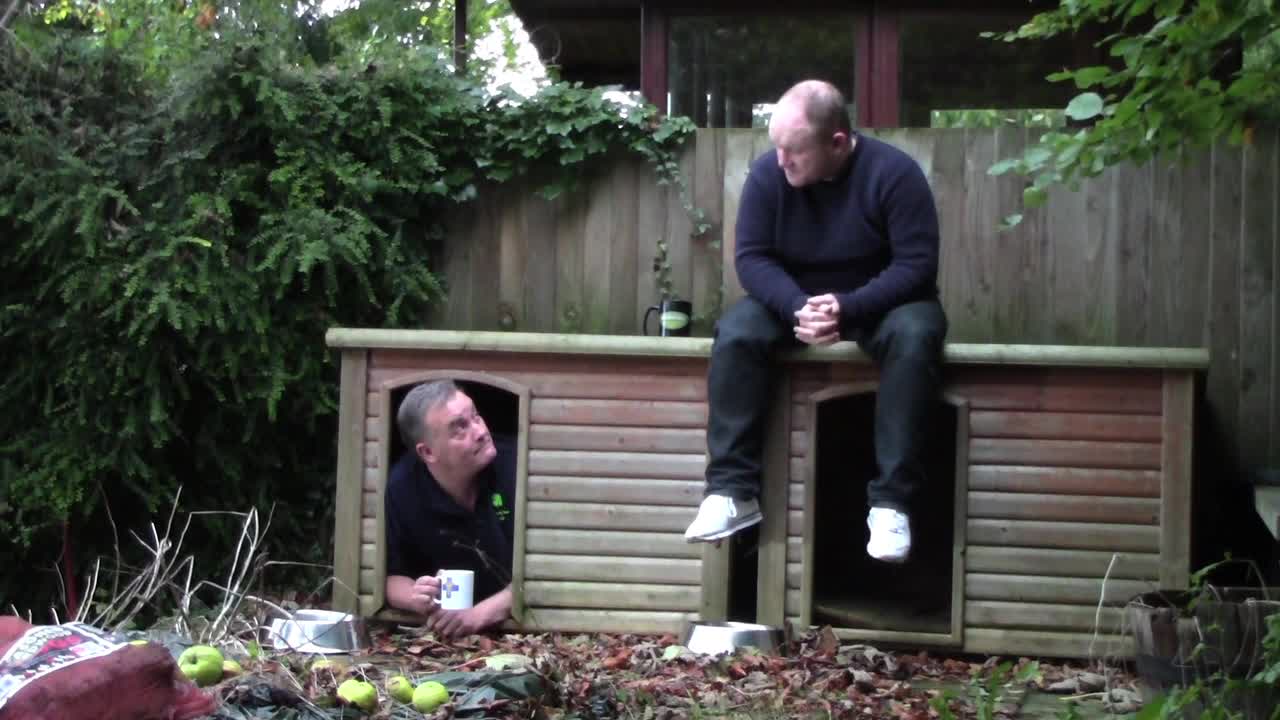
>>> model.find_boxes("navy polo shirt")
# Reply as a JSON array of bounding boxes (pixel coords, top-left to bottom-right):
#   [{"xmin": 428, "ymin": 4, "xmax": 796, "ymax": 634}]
[{"xmin": 384, "ymin": 434, "xmax": 517, "ymax": 604}]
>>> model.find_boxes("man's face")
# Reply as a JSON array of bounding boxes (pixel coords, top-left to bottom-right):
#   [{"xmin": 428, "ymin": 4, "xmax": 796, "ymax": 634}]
[
  {"xmin": 768, "ymin": 102, "xmax": 844, "ymax": 187},
  {"xmin": 418, "ymin": 391, "xmax": 496, "ymax": 479}
]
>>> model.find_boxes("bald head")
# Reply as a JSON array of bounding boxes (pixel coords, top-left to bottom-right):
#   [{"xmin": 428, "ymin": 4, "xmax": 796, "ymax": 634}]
[
  {"xmin": 769, "ymin": 80, "xmax": 854, "ymax": 187},
  {"xmin": 777, "ymin": 80, "xmax": 852, "ymax": 139}
]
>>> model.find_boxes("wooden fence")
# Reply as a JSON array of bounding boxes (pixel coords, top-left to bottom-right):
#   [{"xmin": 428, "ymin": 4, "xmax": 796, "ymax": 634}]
[{"xmin": 431, "ymin": 127, "xmax": 1280, "ymax": 471}]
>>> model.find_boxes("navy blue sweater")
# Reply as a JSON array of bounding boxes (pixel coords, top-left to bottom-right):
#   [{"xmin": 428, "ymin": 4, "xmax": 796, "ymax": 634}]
[{"xmin": 734, "ymin": 134, "xmax": 940, "ymax": 333}]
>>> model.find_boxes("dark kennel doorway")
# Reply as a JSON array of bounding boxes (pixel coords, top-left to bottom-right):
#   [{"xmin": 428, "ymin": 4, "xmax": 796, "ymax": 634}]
[
  {"xmin": 387, "ymin": 379, "xmax": 522, "ymax": 463},
  {"xmin": 802, "ymin": 387, "xmax": 967, "ymax": 646}
]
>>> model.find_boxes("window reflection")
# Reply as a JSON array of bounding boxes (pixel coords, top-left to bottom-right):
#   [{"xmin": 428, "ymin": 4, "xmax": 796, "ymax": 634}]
[
  {"xmin": 900, "ymin": 12, "xmax": 1080, "ymax": 128},
  {"xmin": 668, "ymin": 15, "xmax": 856, "ymax": 128}
]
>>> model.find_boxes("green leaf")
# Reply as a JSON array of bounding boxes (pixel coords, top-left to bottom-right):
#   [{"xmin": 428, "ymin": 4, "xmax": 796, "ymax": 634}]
[
  {"xmin": 988, "ymin": 158, "xmax": 1020, "ymax": 176},
  {"xmin": 1071, "ymin": 66, "xmax": 1112, "ymax": 89},
  {"xmin": 1065, "ymin": 93, "xmax": 1105, "ymax": 121},
  {"xmin": 1023, "ymin": 186, "xmax": 1049, "ymax": 208},
  {"xmin": 999, "ymin": 213, "xmax": 1024, "ymax": 230},
  {"xmin": 1023, "ymin": 147, "xmax": 1053, "ymax": 170}
]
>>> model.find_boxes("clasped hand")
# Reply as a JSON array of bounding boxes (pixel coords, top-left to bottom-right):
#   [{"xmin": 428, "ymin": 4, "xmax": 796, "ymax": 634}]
[
  {"xmin": 794, "ymin": 294, "xmax": 841, "ymax": 345},
  {"xmin": 410, "ymin": 575, "xmax": 487, "ymax": 639}
]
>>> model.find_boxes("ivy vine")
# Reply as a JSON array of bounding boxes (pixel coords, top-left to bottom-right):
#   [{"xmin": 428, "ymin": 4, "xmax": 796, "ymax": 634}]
[{"xmin": 0, "ymin": 16, "xmax": 704, "ymax": 612}]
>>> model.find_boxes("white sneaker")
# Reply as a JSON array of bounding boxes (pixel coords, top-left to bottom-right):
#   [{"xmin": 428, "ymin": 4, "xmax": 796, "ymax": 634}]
[
  {"xmin": 684, "ymin": 495, "xmax": 762, "ymax": 542},
  {"xmin": 867, "ymin": 507, "xmax": 911, "ymax": 563}
]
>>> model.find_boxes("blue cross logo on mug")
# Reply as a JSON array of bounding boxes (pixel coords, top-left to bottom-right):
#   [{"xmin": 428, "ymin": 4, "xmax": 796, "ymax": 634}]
[{"xmin": 442, "ymin": 578, "xmax": 459, "ymax": 599}]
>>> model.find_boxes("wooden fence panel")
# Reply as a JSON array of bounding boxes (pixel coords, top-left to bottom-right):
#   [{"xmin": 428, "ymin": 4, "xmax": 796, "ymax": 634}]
[
  {"xmin": 1208, "ymin": 143, "xmax": 1244, "ymax": 463},
  {"xmin": 440, "ymin": 127, "xmax": 1280, "ymax": 469},
  {"xmin": 1240, "ymin": 128, "xmax": 1279, "ymax": 468}
]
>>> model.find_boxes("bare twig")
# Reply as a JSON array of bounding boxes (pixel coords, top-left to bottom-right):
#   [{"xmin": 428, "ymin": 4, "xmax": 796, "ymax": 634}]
[
  {"xmin": 98, "ymin": 478, "xmax": 123, "ymax": 608},
  {"xmin": 1089, "ymin": 552, "xmax": 1121, "ymax": 661},
  {"xmin": 0, "ymin": 0, "xmax": 25, "ymax": 33}
]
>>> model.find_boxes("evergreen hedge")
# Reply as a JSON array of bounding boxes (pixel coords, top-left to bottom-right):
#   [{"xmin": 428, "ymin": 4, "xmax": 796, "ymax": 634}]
[{"xmin": 0, "ymin": 23, "xmax": 693, "ymax": 615}]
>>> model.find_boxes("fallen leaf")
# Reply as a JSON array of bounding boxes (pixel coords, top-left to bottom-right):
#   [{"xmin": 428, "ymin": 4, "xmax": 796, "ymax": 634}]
[{"xmin": 814, "ymin": 626, "xmax": 840, "ymax": 657}]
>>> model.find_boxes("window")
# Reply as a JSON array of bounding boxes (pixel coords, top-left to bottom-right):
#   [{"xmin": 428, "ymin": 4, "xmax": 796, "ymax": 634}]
[
  {"xmin": 667, "ymin": 14, "xmax": 857, "ymax": 128},
  {"xmin": 899, "ymin": 12, "xmax": 1082, "ymax": 128}
]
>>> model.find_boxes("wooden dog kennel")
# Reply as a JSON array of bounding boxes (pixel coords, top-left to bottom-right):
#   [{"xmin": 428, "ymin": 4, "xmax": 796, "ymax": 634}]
[{"xmin": 327, "ymin": 328, "xmax": 1205, "ymax": 658}]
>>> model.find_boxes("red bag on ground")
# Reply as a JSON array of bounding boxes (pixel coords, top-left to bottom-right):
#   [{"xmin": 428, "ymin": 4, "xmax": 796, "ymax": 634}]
[{"xmin": 0, "ymin": 617, "xmax": 217, "ymax": 720}]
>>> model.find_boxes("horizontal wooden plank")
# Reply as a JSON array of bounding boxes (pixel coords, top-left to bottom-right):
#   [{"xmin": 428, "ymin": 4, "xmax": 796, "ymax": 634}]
[
  {"xmin": 525, "ymin": 554, "xmax": 700, "ymax": 584},
  {"xmin": 966, "ymin": 547, "xmax": 1160, "ymax": 580},
  {"xmin": 361, "ymin": 518, "xmax": 376, "ymax": 544},
  {"xmin": 361, "ymin": 544, "xmax": 376, "ymax": 569},
  {"xmin": 787, "ymin": 562, "xmax": 801, "ymax": 589},
  {"xmin": 515, "ymin": 608, "xmax": 697, "ymax": 635},
  {"xmin": 793, "ymin": 403, "xmax": 808, "ymax": 431},
  {"xmin": 529, "ymin": 425, "xmax": 706, "ymax": 454},
  {"xmin": 963, "ymin": 628, "xmax": 1135, "ymax": 659},
  {"xmin": 790, "ymin": 458, "xmax": 805, "ymax": 483},
  {"xmin": 969, "ymin": 439, "xmax": 1161, "ymax": 469},
  {"xmin": 348, "ymin": 331, "xmax": 716, "ymax": 358},
  {"xmin": 359, "ymin": 595, "xmax": 379, "ymax": 616},
  {"xmin": 512, "ymin": 372, "xmax": 707, "ymax": 401},
  {"xmin": 966, "ymin": 573, "xmax": 1152, "ymax": 605},
  {"xmin": 946, "ymin": 374, "xmax": 1162, "ymax": 414},
  {"xmin": 359, "ymin": 568, "xmax": 377, "ymax": 594},
  {"xmin": 365, "ymin": 417, "xmax": 383, "ymax": 443},
  {"xmin": 968, "ymin": 466, "xmax": 1161, "ymax": 498},
  {"xmin": 366, "ymin": 392, "xmax": 380, "ymax": 417},
  {"xmin": 967, "ymin": 519, "xmax": 1160, "ymax": 552},
  {"xmin": 363, "ymin": 467, "xmax": 380, "ymax": 491},
  {"xmin": 531, "ymin": 398, "xmax": 707, "ymax": 427},
  {"xmin": 789, "ymin": 482, "xmax": 804, "ymax": 510},
  {"xmin": 528, "ymin": 476, "xmax": 703, "ymax": 506},
  {"xmin": 364, "ymin": 441, "xmax": 380, "ymax": 469},
  {"xmin": 333, "ymin": 330, "xmax": 1206, "ymax": 370},
  {"xmin": 366, "ymin": 347, "xmax": 707, "ymax": 373},
  {"xmin": 527, "ymin": 501, "xmax": 694, "ymax": 532},
  {"xmin": 790, "ymin": 430, "xmax": 807, "ymax": 457},
  {"xmin": 965, "ymin": 601, "xmax": 1126, "ymax": 633},
  {"xmin": 968, "ymin": 492, "xmax": 1160, "ymax": 525},
  {"xmin": 969, "ymin": 411, "xmax": 1162, "ymax": 442},
  {"xmin": 787, "ymin": 537, "xmax": 803, "ymax": 563},
  {"xmin": 791, "ymin": 372, "xmax": 879, "ymax": 399},
  {"xmin": 824, "ymin": 627, "xmax": 961, "ymax": 646},
  {"xmin": 786, "ymin": 510, "xmax": 804, "ymax": 536},
  {"xmin": 786, "ymin": 588, "xmax": 803, "ymax": 617},
  {"xmin": 524, "ymin": 581, "xmax": 699, "ymax": 611},
  {"xmin": 362, "ymin": 491, "xmax": 377, "ymax": 518},
  {"xmin": 526, "ymin": 528, "xmax": 700, "ymax": 558},
  {"xmin": 528, "ymin": 450, "xmax": 705, "ymax": 480}
]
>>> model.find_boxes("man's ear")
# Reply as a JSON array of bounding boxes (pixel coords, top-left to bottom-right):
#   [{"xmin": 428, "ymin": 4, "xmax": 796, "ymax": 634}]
[
  {"xmin": 831, "ymin": 131, "xmax": 849, "ymax": 151},
  {"xmin": 416, "ymin": 440, "xmax": 435, "ymax": 466}
]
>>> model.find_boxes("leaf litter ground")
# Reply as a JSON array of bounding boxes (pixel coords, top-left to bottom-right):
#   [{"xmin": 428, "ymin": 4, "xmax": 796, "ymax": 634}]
[{"xmin": 208, "ymin": 624, "xmax": 1140, "ymax": 720}]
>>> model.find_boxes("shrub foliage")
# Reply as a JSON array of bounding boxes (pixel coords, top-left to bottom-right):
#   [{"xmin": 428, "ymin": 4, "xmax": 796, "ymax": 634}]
[{"xmin": 0, "ymin": 18, "xmax": 693, "ymax": 613}]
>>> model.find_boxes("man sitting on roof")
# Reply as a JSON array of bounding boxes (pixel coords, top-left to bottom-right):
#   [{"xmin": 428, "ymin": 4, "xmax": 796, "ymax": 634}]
[{"xmin": 384, "ymin": 379, "xmax": 516, "ymax": 638}]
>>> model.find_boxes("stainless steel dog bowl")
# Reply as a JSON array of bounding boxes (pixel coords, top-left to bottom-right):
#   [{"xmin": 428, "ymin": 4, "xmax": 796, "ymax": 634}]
[
  {"xmin": 683, "ymin": 621, "xmax": 786, "ymax": 656},
  {"xmin": 265, "ymin": 609, "xmax": 369, "ymax": 654}
]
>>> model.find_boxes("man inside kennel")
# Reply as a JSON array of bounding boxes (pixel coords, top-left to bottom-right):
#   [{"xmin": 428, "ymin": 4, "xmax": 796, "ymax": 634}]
[
  {"xmin": 383, "ymin": 379, "xmax": 516, "ymax": 637},
  {"xmin": 684, "ymin": 79, "xmax": 947, "ymax": 563}
]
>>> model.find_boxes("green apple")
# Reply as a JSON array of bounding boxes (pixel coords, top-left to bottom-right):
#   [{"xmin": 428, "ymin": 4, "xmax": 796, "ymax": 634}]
[
  {"xmin": 386, "ymin": 675, "xmax": 414, "ymax": 704},
  {"xmin": 222, "ymin": 659, "xmax": 243, "ymax": 678},
  {"xmin": 177, "ymin": 645, "xmax": 225, "ymax": 687},
  {"xmin": 336, "ymin": 678, "xmax": 378, "ymax": 712},
  {"xmin": 413, "ymin": 681, "xmax": 449, "ymax": 713}
]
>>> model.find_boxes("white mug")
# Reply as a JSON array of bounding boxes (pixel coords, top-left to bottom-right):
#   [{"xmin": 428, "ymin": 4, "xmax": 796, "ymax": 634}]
[{"xmin": 436, "ymin": 569, "xmax": 474, "ymax": 610}]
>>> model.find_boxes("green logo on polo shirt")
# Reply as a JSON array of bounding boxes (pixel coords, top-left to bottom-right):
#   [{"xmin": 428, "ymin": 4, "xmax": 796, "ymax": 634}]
[{"xmin": 492, "ymin": 493, "xmax": 510, "ymax": 521}]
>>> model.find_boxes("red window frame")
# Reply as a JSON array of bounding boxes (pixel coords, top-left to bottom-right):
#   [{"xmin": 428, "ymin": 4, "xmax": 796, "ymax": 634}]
[{"xmin": 641, "ymin": 1, "xmax": 898, "ymax": 128}]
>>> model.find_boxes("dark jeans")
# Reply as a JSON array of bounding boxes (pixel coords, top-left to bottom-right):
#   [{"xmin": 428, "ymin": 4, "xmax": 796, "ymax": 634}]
[{"xmin": 704, "ymin": 296, "xmax": 947, "ymax": 512}]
